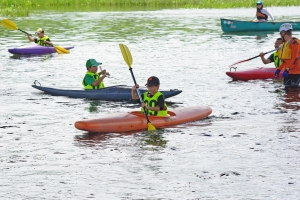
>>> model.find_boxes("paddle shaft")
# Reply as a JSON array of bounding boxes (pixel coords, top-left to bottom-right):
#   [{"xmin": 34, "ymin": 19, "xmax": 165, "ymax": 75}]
[
  {"xmin": 17, "ymin": 28, "xmax": 32, "ymax": 36},
  {"xmin": 246, "ymin": 48, "xmax": 277, "ymax": 61},
  {"xmin": 129, "ymin": 68, "xmax": 152, "ymax": 123},
  {"xmin": 229, "ymin": 48, "xmax": 278, "ymax": 67}
]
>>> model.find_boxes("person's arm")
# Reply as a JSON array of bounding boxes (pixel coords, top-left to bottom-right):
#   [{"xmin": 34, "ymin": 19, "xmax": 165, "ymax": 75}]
[
  {"xmin": 280, "ymin": 39, "xmax": 300, "ymax": 71},
  {"xmin": 43, "ymin": 38, "xmax": 53, "ymax": 46},
  {"xmin": 259, "ymin": 52, "xmax": 272, "ymax": 64},
  {"xmin": 27, "ymin": 34, "xmax": 35, "ymax": 42},
  {"xmin": 84, "ymin": 73, "xmax": 107, "ymax": 87},
  {"xmin": 92, "ymin": 74, "xmax": 107, "ymax": 86},
  {"xmin": 262, "ymin": 9, "xmax": 274, "ymax": 21},
  {"xmin": 131, "ymin": 85, "xmax": 139, "ymax": 100}
]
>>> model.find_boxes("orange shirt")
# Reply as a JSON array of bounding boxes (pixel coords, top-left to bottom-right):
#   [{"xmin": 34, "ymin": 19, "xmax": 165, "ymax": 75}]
[{"xmin": 278, "ymin": 38, "xmax": 300, "ymax": 74}]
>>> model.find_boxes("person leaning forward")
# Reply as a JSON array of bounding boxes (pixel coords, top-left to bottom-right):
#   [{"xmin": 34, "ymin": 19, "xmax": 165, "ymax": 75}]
[
  {"xmin": 259, "ymin": 38, "xmax": 283, "ymax": 68},
  {"xmin": 275, "ymin": 23, "xmax": 300, "ymax": 88},
  {"xmin": 131, "ymin": 76, "xmax": 168, "ymax": 116},
  {"xmin": 82, "ymin": 59, "xmax": 110, "ymax": 90},
  {"xmin": 27, "ymin": 28, "xmax": 53, "ymax": 46}
]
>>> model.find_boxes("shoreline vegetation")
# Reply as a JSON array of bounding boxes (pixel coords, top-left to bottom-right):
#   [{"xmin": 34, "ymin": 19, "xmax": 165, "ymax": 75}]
[{"xmin": 1, "ymin": 0, "xmax": 300, "ymax": 17}]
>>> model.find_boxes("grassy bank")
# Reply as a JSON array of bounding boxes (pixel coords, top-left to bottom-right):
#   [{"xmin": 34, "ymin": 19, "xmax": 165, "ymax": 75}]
[{"xmin": 1, "ymin": 0, "xmax": 300, "ymax": 17}]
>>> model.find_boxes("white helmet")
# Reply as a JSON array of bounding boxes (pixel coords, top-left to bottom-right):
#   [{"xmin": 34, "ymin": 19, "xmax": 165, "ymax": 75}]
[{"xmin": 279, "ymin": 23, "xmax": 293, "ymax": 33}]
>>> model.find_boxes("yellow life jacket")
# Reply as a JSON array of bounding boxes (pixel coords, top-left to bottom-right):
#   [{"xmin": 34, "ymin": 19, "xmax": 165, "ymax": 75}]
[
  {"xmin": 37, "ymin": 35, "xmax": 51, "ymax": 46},
  {"xmin": 277, "ymin": 38, "xmax": 300, "ymax": 60},
  {"xmin": 273, "ymin": 51, "xmax": 282, "ymax": 68},
  {"xmin": 142, "ymin": 91, "xmax": 168, "ymax": 116},
  {"xmin": 82, "ymin": 71, "xmax": 105, "ymax": 89}
]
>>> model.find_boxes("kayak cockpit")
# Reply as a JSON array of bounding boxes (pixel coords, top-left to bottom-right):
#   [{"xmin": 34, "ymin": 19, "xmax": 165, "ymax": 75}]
[{"xmin": 130, "ymin": 111, "xmax": 177, "ymax": 118}]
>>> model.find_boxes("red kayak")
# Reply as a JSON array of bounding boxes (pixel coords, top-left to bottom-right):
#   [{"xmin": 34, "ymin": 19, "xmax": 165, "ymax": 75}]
[{"xmin": 226, "ymin": 67, "xmax": 283, "ymax": 81}]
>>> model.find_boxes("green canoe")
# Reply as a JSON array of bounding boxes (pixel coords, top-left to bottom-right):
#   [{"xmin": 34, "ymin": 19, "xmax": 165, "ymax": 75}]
[{"xmin": 221, "ymin": 18, "xmax": 300, "ymax": 33}]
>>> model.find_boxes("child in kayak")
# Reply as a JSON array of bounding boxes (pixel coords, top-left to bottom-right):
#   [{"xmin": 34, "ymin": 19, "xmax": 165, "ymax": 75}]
[
  {"xmin": 131, "ymin": 76, "xmax": 168, "ymax": 116},
  {"xmin": 27, "ymin": 28, "xmax": 53, "ymax": 46},
  {"xmin": 82, "ymin": 59, "xmax": 110, "ymax": 90},
  {"xmin": 259, "ymin": 38, "xmax": 283, "ymax": 68}
]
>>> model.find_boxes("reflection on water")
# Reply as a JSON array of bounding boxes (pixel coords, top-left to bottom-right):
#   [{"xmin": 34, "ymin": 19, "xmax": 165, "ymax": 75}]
[
  {"xmin": 83, "ymin": 99, "xmax": 140, "ymax": 113},
  {"xmin": 220, "ymin": 31, "xmax": 272, "ymax": 40},
  {"xmin": 278, "ymin": 88, "xmax": 300, "ymax": 111},
  {"xmin": 75, "ymin": 129, "xmax": 167, "ymax": 148},
  {"xmin": 74, "ymin": 132, "xmax": 137, "ymax": 147},
  {"xmin": 142, "ymin": 129, "xmax": 167, "ymax": 147},
  {"xmin": 9, "ymin": 54, "xmax": 54, "ymax": 61}
]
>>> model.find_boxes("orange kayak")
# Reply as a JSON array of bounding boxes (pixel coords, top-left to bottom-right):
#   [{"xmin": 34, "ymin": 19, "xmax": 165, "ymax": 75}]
[{"xmin": 75, "ymin": 106, "xmax": 212, "ymax": 133}]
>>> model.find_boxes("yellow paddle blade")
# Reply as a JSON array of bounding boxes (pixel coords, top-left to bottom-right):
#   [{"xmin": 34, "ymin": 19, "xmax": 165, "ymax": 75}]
[
  {"xmin": 119, "ymin": 44, "xmax": 133, "ymax": 68},
  {"xmin": 148, "ymin": 122, "xmax": 156, "ymax": 131},
  {"xmin": 1, "ymin": 18, "xmax": 18, "ymax": 30},
  {"xmin": 54, "ymin": 46, "xmax": 70, "ymax": 54}
]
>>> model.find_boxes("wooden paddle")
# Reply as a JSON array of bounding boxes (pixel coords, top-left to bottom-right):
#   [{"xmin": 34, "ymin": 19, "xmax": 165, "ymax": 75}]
[
  {"xmin": 1, "ymin": 18, "xmax": 69, "ymax": 54},
  {"xmin": 119, "ymin": 43, "xmax": 156, "ymax": 131},
  {"xmin": 229, "ymin": 46, "xmax": 282, "ymax": 67}
]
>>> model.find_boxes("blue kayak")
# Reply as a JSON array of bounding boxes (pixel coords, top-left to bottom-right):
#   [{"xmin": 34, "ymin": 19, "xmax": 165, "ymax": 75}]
[
  {"xmin": 221, "ymin": 18, "xmax": 300, "ymax": 32},
  {"xmin": 32, "ymin": 84, "xmax": 182, "ymax": 101}
]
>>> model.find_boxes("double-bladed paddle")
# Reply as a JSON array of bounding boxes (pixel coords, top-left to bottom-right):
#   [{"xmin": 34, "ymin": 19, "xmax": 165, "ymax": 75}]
[
  {"xmin": 229, "ymin": 45, "xmax": 282, "ymax": 67},
  {"xmin": 119, "ymin": 43, "xmax": 156, "ymax": 131},
  {"xmin": 1, "ymin": 18, "xmax": 69, "ymax": 54}
]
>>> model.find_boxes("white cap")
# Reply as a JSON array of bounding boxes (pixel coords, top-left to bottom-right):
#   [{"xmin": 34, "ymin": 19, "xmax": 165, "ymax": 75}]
[{"xmin": 279, "ymin": 23, "xmax": 293, "ymax": 33}]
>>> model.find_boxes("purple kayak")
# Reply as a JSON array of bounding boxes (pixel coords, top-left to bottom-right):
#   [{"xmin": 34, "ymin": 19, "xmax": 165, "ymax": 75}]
[{"xmin": 8, "ymin": 45, "xmax": 74, "ymax": 55}]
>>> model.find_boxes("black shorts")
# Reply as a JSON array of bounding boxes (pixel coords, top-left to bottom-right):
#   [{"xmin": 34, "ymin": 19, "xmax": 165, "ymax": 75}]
[{"xmin": 284, "ymin": 74, "xmax": 300, "ymax": 88}]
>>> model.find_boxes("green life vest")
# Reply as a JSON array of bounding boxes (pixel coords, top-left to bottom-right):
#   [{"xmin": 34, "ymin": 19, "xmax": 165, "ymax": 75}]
[
  {"xmin": 273, "ymin": 51, "xmax": 282, "ymax": 68},
  {"xmin": 142, "ymin": 91, "xmax": 168, "ymax": 116},
  {"xmin": 37, "ymin": 35, "xmax": 51, "ymax": 46},
  {"xmin": 82, "ymin": 71, "xmax": 105, "ymax": 90}
]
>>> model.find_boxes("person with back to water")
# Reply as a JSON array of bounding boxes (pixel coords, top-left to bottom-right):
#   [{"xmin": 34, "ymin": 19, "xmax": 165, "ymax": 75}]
[
  {"xmin": 252, "ymin": 0, "xmax": 274, "ymax": 23},
  {"xmin": 259, "ymin": 38, "xmax": 283, "ymax": 68},
  {"xmin": 274, "ymin": 23, "xmax": 300, "ymax": 88},
  {"xmin": 131, "ymin": 76, "xmax": 168, "ymax": 116},
  {"xmin": 82, "ymin": 59, "xmax": 110, "ymax": 90},
  {"xmin": 27, "ymin": 28, "xmax": 53, "ymax": 46}
]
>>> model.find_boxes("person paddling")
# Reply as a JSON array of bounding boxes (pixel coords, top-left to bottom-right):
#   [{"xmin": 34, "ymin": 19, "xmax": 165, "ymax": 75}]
[
  {"xmin": 274, "ymin": 23, "xmax": 300, "ymax": 88},
  {"xmin": 131, "ymin": 76, "xmax": 168, "ymax": 116},
  {"xmin": 82, "ymin": 59, "xmax": 110, "ymax": 90},
  {"xmin": 259, "ymin": 38, "xmax": 283, "ymax": 68},
  {"xmin": 27, "ymin": 28, "xmax": 53, "ymax": 46},
  {"xmin": 252, "ymin": 1, "xmax": 274, "ymax": 22}
]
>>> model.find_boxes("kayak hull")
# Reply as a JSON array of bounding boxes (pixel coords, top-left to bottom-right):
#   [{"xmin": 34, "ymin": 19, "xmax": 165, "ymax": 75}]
[
  {"xmin": 226, "ymin": 67, "xmax": 283, "ymax": 81},
  {"xmin": 32, "ymin": 84, "xmax": 182, "ymax": 101},
  {"xmin": 75, "ymin": 106, "xmax": 212, "ymax": 133},
  {"xmin": 8, "ymin": 45, "xmax": 74, "ymax": 55},
  {"xmin": 221, "ymin": 18, "xmax": 300, "ymax": 33}
]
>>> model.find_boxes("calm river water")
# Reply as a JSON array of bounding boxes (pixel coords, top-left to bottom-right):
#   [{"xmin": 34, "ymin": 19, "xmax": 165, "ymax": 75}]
[{"xmin": 0, "ymin": 6, "xmax": 300, "ymax": 199}]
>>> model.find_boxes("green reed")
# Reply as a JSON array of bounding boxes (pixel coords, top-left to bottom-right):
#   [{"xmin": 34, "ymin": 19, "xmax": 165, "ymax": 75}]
[{"xmin": 1, "ymin": 0, "xmax": 300, "ymax": 17}]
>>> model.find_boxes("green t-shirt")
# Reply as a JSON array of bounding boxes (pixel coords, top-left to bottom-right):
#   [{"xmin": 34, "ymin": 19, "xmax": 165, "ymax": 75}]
[{"xmin": 84, "ymin": 74, "xmax": 96, "ymax": 85}]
